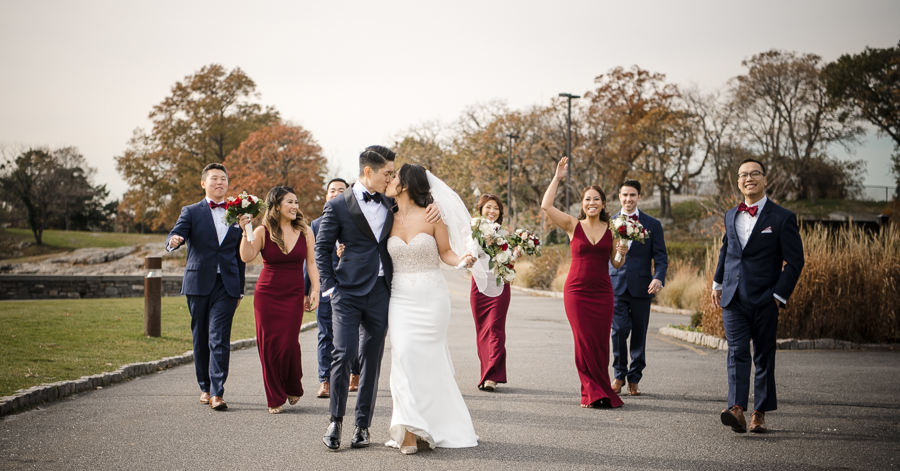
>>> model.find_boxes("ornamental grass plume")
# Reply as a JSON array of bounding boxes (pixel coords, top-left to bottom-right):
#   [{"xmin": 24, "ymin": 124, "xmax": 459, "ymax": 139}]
[{"xmin": 701, "ymin": 224, "xmax": 900, "ymax": 343}]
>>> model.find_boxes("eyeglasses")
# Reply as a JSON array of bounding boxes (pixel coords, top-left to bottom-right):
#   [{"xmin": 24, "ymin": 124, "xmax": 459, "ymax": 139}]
[{"xmin": 737, "ymin": 171, "xmax": 765, "ymax": 180}]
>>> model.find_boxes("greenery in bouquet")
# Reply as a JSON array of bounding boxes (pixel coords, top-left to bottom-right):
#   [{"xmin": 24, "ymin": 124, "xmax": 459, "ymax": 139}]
[{"xmin": 470, "ymin": 217, "xmax": 516, "ymax": 285}]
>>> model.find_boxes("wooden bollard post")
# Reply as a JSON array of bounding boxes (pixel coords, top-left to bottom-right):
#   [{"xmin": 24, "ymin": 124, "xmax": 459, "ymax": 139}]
[{"xmin": 144, "ymin": 256, "xmax": 162, "ymax": 337}]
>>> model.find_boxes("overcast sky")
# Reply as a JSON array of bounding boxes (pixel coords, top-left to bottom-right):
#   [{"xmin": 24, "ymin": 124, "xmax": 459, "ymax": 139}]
[{"xmin": 1, "ymin": 0, "xmax": 898, "ymax": 199}]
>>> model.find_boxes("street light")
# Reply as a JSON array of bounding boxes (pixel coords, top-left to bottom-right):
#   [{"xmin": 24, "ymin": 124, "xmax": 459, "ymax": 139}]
[
  {"xmin": 558, "ymin": 93, "xmax": 580, "ymax": 218},
  {"xmin": 506, "ymin": 133, "xmax": 519, "ymax": 222}
]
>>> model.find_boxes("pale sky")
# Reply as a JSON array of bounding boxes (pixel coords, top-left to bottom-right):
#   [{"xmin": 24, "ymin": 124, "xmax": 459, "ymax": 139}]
[{"xmin": 1, "ymin": 0, "xmax": 898, "ymax": 199}]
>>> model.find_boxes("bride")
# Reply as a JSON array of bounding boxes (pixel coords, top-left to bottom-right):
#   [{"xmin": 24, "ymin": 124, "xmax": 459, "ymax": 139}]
[{"xmin": 382, "ymin": 163, "xmax": 480, "ymax": 455}]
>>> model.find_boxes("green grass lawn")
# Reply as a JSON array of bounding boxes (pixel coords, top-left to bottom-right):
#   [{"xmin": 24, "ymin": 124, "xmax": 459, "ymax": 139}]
[
  {"xmin": 0, "ymin": 228, "xmax": 165, "ymax": 262},
  {"xmin": 0, "ymin": 296, "xmax": 315, "ymax": 397}
]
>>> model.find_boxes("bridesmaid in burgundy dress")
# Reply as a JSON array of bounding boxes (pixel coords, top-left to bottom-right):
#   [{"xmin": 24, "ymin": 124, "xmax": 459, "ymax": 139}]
[
  {"xmin": 470, "ymin": 194, "xmax": 511, "ymax": 392},
  {"xmin": 540, "ymin": 157, "xmax": 627, "ymax": 408},
  {"xmin": 239, "ymin": 186, "xmax": 319, "ymax": 414}
]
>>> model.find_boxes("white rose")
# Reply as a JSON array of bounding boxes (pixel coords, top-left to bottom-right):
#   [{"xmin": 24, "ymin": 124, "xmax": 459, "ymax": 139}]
[
  {"xmin": 504, "ymin": 272, "xmax": 516, "ymax": 282},
  {"xmin": 496, "ymin": 251, "xmax": 510, "ymax": 264},
  {"xmin": 241, "ymin": 199, "xmax": 251, "ymax": 209},
  {"xmin": 626, "ymin": 225, "xmax": 634, "ymax": 236}
]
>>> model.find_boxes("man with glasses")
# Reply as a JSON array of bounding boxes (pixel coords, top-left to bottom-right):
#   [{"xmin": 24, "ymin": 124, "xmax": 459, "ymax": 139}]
[{"xmin": 712, "ymin": 158, "xmax": 805, "ymax": 434}]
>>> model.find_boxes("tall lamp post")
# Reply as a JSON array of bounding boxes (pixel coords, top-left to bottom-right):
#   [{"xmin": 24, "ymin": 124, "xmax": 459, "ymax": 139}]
[
  {"xmin": 558, "ymin": 93, "xmax": 580, "ymax": 217},
  {"xmin": 506, "ymin": 133, "xmax": 519, "ymax": 222}
]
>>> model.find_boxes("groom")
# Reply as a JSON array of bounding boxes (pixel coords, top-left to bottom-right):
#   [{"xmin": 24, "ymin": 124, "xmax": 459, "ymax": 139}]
[
  {"xmin": 712, "ymin": 158, "xmax": 804, "ymax": 433},
  {"xmin": 316, "ymin": 146, "xmax": 440, "ymax": 450}
]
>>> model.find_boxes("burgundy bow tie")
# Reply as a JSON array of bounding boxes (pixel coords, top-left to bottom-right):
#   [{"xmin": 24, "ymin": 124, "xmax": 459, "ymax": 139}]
[
  {"xmin": 208, "ymin": 201, "xmax": 226, "ymax": 209},
  {"xmin": 628, "ymin": 214, "xmax": 639, "ymax": 222},
  {"xmin": 737, "ymin": 202, "xmax": 758, "ymax": 217}
]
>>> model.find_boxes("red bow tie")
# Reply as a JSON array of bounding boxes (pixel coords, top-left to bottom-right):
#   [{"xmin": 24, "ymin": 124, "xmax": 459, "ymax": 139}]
[
  {"xmin": 737, "ymin": 202, "xmax": 758, "ymax": 217},
  {"xmin": 208, "ymin": 201, "xmax": 226, "ymax": 209},
  {"xmin": 628, "ymin": 214, "xmax": 639, "ymax": 222}
]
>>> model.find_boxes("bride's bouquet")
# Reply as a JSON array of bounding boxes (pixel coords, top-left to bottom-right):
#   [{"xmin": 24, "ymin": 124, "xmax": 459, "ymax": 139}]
[
  {"xmin": 470, "ymin": 217, "xmax": 516, "ymax": 285},
  {"xmin": 509, "ymin": 228, "xmax": 542, "ymax": 258},
  {"xmin": 610, "ymin": 214, "xmax": 648, "ymax": 262},
  {"xmin": 222, "ymin": 191, "xmax": 266, "ymax": 242}
]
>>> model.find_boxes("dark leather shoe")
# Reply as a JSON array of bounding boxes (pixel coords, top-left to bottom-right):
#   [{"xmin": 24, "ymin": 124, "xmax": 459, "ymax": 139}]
[
  {"xmin": 720, "ymin": 406, "xmax": 747, "ymax": 433},
  {"xmin": 611, "ymin": 379, "xmax": 625, "ymax": 394},
  {"xmin": 350, "ymin": 426, "xmax": 370, "ymax": 448},
  {"xmin": 749, "ymin": 411, "xmax": 767, "ymax": 433},
  {"xmin": 317, "ymin": 381, "xmax": 330, "ymax": 398},
  {"xmin": 349, "ymin": 374, "xmax": 360, "ymax": 392},
  {"xmin": 209, "ymin": 396, "xmax": 227, "ymax": 411},
  {"xmin": 627, "ymin": 382, "xmax": 641, "ymax": 396},
  {"xmin": 323, "ymin": 421, "xmax": 342, "ymax": 450},
  {"xmin": 199, "ymin": 392, "xmax": 210, "ymax": 404}
]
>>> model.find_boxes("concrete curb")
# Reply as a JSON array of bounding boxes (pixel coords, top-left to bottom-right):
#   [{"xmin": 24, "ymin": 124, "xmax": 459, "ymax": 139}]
[
  {"xmin": 510, "ymin": 285, "xmax": 694, "ymax": 316},
  {"xmin": 658, "ymin": 326, "xmax": 899, "ymax": 352},
  {"xmin": 0, "ymin": 320, "xmax": 318, "ymax": 417}
]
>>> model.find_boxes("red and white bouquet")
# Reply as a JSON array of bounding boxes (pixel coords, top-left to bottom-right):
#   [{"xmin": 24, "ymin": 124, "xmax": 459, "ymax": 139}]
[
  {"xmin": 510, "ymin": 228, "xmax": 542, "ymax": 258},
  {"xmin": 222, "ymin": 191, "xmax": 266, "ymax": 242},
  {"xmin": 470, "ymin": 217, "xmax": 516, "ymax": 285},
  {"xmin": 610, "ymin": 214, "xmax": 648, "ymax": 262}
]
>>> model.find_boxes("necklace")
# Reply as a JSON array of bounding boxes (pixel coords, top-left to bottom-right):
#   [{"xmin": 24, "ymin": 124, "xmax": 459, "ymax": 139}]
[{"xmin": 398, "ymin": 206, "xmax": 415, "ymax": 225}]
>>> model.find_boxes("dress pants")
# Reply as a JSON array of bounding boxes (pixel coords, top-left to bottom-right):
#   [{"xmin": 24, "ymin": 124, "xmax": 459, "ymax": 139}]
[
  {"xmin": 185, "ymin": 274, "xmax": 239, "ymax": 397},
  {"xmin": 329, "ymin": 277, "xmax": 390, "ymax": 427},
  {"xmin": 722, "ymin": 293, "xmax": 778, "ymax": 412},
  {"xmin": 611, "ymin": 289, "xmax": 652, "ymax": 384},
  {"xmin": 316, "ymin": 296, "xmax": 361, "ymax": 383}
]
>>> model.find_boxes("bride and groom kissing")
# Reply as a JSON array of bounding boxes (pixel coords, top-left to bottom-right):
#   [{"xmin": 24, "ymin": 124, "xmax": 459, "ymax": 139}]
[{"xmin": 316, "ymin": 145, "xmax": 481, "ymax": 454}]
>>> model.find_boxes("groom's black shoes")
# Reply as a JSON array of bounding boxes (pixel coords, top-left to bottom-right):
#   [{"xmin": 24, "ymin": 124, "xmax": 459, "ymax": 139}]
[
  {"xmin": 323, "ymin": 421, "xmax": 342, "ymax": 450},
  {"xmin": 350, "ymin": 426, "xmax": 370, "ymax": 448}
]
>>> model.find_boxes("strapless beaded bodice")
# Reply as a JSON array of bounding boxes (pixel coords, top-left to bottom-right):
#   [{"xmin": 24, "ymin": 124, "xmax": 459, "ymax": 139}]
[{"xmin": 388, "ymin": 233, "xmax": 442, "ymax": 274}]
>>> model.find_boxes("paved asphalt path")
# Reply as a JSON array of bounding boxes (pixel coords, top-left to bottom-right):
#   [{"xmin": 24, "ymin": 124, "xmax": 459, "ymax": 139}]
[{"xmin": 2, "ymin": 266, "xmax": 898, "ymax": 470}]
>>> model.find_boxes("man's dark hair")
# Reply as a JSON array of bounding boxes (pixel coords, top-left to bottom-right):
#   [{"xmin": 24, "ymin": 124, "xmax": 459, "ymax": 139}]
[
  {"xmin": 326, "ymin": 178, "xmax": 349, "ymax": 190},
  {"xmin": 365, "ymin": 145, "xmax": 396, "ymax": 162},
  {"xmin": 620, "ymin": 180, "xmax": 642, "ymax": 195},
  {"xmin": 359, "ymin": 150, "xmax": 387, "ymax": 176},
  {"xmin": 739, "ymin": 158, "xmax": 766, "ymax": 175},
  {"xmin": 201, "ymin": 163, "xmax": 227, "ymax": 181}
]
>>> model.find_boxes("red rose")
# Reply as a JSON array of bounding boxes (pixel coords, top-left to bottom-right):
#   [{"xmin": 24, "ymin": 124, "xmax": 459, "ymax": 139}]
[
  {"xmin": 233, "ymin": 198, "xmax": 242, "ymax": 206},
  {"xmin": 618, "ymin": 225, "xmax": 627, "ymax": 235},
  {"xmin": 534, "ymin": 239, "xmax": 540, "ymax": 246},
  {"xmin": 501, "ymin": 243, "xmax": 508, "ymax": 251}
]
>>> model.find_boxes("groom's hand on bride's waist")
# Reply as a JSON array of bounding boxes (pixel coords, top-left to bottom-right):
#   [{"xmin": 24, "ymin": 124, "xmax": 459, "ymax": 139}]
[{"xmin": 424, "ymin": 203, "xmax": 442, "ymax": 224}]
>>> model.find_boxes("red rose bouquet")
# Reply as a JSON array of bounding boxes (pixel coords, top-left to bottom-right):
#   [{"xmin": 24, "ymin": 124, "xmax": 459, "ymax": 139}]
[{"xmin": 223, "ymin": 191, "xmax": 266, "ymax": 242}]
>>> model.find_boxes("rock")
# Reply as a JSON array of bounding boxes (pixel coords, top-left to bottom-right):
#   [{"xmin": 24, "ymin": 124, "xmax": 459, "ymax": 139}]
[
  {"xmin": 777, "ymin": 338, "xmax": 794, "ymax": 350},
  {"xmin": 815, "ymin": 339, "xmax": 835, "ymax": 350},
  {"xmin": 797, "ymin": 340, "xmax": 811, "ymax": 350}
]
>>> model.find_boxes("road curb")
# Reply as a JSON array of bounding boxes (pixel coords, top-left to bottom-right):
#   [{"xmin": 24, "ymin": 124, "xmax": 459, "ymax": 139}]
[
  {"xmin": 0, "ymin": 320, "xmax": 318, "ymax": 417},
  {"xmin": 658, "ymin": 326, "xmax": 899, "ymax": 352},
  {"xmin": 510, "ymin": 285, "xmax": 694, "ymax": 315}
]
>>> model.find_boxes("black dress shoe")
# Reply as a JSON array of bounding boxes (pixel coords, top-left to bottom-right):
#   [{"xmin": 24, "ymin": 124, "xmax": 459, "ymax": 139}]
[
  {"xmin": 350, "ymin": 426, "xmax": 370, "ymax": 448},
  {"xmin": 323, "ymin": 421, "xmax": 342, "ymax": 450}
]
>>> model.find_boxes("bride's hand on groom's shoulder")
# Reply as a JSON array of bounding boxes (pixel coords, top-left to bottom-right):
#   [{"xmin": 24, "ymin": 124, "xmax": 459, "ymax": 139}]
[{"xmin": 424, "ymin": 203, "xmax": 442, "ymax": 224}]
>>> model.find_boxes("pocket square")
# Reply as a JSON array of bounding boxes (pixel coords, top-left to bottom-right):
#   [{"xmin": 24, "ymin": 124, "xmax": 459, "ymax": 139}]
[{"xmin": 761, "ymin": 226, "xmax": 773, "ymax": 233}]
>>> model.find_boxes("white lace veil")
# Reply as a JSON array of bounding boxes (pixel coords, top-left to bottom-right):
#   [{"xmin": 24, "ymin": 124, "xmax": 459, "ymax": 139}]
[{"xmin": 426, "ymin": 171, "xmax": 504, "ymax": 297}]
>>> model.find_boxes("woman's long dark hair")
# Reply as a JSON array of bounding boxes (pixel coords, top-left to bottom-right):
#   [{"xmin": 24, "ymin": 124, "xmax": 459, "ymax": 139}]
[
  {"xmin": 396, "ymin": 164, "xmax": 434, "ymax": 208},
  {"xmin": 577, "ymin": 185, "xmax": 610, "ymax": 222},
  {"xmin": 476, "ymin": 194, "xmax": 504, "ymax": 225},
  {"xmin": 263, "ymin": 186, "xmax": 308, "ymax": 254}
]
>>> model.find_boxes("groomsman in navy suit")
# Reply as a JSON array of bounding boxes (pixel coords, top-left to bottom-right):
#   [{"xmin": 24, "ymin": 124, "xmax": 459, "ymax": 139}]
[
  {"xmin": 609, "ymin": 180, "xmax": 668, "ymax": 397},
  {"xmin": 712, "ymin": 158, "xmax": 804, "ymax": 433},
  {"xmin": 166, "ymin": 163, "xmax": 246, "ymax": 411}
]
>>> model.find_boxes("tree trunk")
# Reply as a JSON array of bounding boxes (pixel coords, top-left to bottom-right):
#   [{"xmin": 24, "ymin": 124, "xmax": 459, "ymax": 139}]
[{"xmin": 658, "ymin": 184, "xmax": 673, "ymax": 221}]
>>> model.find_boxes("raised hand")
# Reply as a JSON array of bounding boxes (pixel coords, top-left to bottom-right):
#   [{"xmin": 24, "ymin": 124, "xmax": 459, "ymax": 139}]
[{"xmin": 555, "ymin": 157, "xmax": 568, "ymax": 180}]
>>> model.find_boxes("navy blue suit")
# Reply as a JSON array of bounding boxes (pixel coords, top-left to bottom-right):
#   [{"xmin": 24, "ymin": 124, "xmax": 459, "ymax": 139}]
[
  {"xmin": 166, "ymin": 199, "xmax": 246, "ymax": 398},
  {"xmin": 714, "ymin": 198, "xmax": 804, "ymax": 412},
  {"xmin": 609, "ymin": 211, "xmax": 668, "ymax": 384},
  {"xmin": 304, "ymin": 217, "xmax": 361, "ymax": 383},
  {"xmin": 315, "ymin": 188, "xmax": 393, "ymax": 427}
]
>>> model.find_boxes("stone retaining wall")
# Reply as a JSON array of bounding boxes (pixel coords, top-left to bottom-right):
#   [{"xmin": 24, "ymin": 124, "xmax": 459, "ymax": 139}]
[
  {"xmin": 0, "ymin": 275, "xmax": 260, "ymax": 300},
  {"xmin": 658, "ymin": 326, "xmax": 898, "ymax": 351}
]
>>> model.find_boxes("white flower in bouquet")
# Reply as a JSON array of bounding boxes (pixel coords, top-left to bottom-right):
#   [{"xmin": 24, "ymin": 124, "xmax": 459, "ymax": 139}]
[
  {"xmin": 514, "ymin": 246, "xmax": 524, "ymax": 258},
  {"xmin": 496, "ymin": 250, "xmax": 510, "ymax": 264},
  {"xmin": 241, "ymin": 199, "xmax": 251, "ymax": 209},
  {"xmin": 503, "ymin": 272, "xmax": 516, "ymax": 282}
]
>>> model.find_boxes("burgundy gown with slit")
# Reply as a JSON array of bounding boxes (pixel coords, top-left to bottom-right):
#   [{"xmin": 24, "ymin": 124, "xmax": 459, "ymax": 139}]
[
  {"xmin": 470, "ymin": 278, "xmax": 511, "ymax": 388},
  {"xmin": 253, "ymin": 226, "xmax": 305, "ymax": 407},
  {"xmin": 563, "ymin": 223, "xmax": 624, "ymax": 408}
]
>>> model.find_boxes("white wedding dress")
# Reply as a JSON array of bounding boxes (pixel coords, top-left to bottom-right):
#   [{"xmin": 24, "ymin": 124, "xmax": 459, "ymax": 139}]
[{"xmin": 384, "ymin": 232, "xmax": 479, "ymax": 449}]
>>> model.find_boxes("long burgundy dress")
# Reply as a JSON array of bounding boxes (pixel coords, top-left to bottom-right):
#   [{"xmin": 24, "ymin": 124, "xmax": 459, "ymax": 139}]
[
  {"xmin": 470, "ymin": 278, "xmax": 511, "ymax": 388},
  {"xmin": 563, "ymin": 223, "xmax": 623, "ymax": 408},
  {"xmin": 254, "ymin": 226, "xmax": 305, "ymax": 407}
]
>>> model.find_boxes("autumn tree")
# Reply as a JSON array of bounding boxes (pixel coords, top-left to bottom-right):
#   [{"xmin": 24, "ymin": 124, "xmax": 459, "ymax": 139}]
[
  {"xmin": 115, "ymin": 64, "xmax": 280, "ymax": 231},
  {"xmin": 731, "ymin": 50, "xmax": 863, "ymax": 201},
  {"xmin": 823, "ymin": 40, "xmax": 900, "ymax": 190},
  {"xmin": 224, "ymin": 123, "xmax": 327, "ymax": 220}
]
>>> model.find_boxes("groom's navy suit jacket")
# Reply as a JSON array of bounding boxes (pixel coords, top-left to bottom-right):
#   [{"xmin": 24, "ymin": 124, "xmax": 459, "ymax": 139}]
[
  {"xmin": 609, "ymin": 211, "xmax": 668, "ymax": 299},
  {"xmin": 315, "ymin": 188, "xmax": 394, "ymax": 297},
  {"xmin": 714, "ymin": 199, "xmax": 804, "ymax": 309},
  {"xmin": 166, "ymin": 199, "xmax": 246, "ymax": 298}
]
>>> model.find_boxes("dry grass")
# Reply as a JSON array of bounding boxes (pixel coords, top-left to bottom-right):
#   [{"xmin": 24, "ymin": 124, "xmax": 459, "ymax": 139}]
[
  {"xmin": 702, "ymin": 224, "xmax": 900, "ymax": 342},
  {"xmin": 655, "ymin": 260, "xmax": 706, "ymax": 312},
  {"xmin": 513, "ymin": 245, "xmax": 570, "ymax": 291}
]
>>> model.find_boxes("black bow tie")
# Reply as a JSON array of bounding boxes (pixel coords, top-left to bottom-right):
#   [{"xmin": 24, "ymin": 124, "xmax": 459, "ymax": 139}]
[{"xmin": 363, "ymin": 192, "xmax": 382, "ymax": 204}]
